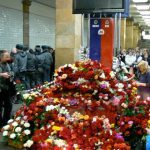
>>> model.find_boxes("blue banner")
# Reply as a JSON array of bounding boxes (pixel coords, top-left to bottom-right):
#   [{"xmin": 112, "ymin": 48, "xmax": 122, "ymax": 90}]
[
  {"xmin": 89, "ymin": 19, "xmax": 101, "ymax": 61},
  {"xmin": 121, "ymin": 0, "xmax": 130, "ymax": 18}
]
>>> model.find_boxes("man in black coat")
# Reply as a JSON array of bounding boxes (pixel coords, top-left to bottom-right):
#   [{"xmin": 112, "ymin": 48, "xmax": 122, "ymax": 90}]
[
  {"xmin": 0, "ymin": 51, "xmax": 14, "ymax": 127},
  {"xmin": 13, "ymin": 44, "xmax": 28, "ymax": 89},
  {"xmin": 35, "ymin": 45, "xmax": 45, "ymax": 85},
  {"xmin": 41, "ymin": 45, "xmax": 53, "ymax": 82},
  {"xmin": 48, "ymin": 46, "xmax": 55, "ymax": 80},
  {"xmin": 26, "ymin": 49, "xmax": 36, "ymax": 89}
]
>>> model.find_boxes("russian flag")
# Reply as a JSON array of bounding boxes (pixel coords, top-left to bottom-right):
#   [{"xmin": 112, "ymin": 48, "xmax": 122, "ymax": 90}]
[{"xmin": 90, "ymin": 18, "xmax": 114, "ymax": 69}]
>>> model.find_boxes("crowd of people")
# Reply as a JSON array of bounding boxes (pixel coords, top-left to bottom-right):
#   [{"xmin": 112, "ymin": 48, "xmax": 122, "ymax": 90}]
[
  {"xmin": 10, "ymin": 44, "xmax": 54, "ymax": 89},
  {"xmin": 0, "ymin": 44, "xmax": 55, "ymax": 127},
  {"xmin": 117, "ymin": 47, "xmax": 150, "ymax": 73},
  {"xmin": 115, "ymin": 47, "xmax": 150, "ymax": 99}
]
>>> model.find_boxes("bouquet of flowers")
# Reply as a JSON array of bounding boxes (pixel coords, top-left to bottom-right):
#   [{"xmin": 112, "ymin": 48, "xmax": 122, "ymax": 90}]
[
  {"xmin": 2, "ymin": 117, "xmax": 32, "ymax": 149},
  {"xmin": 2, "ymin": 60, "xmax": 149, "ymax": 149}
]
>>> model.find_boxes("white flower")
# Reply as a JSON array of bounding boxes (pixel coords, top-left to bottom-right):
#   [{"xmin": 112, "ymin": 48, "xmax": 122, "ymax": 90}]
[
  {"xmin": 15, "ymin": 127, "xmax": 22, "ymax": 133},
  {"xmin": 16, "ymin": 117, "xmax": 21, "ymax": 121},
  {"xmin": 110, "ymin": 71, "xmax": 115, "ymax": 78},
  {"xmin": 121, "ymin": 103, "xmax": 128, "ymax": 108},
  {"xmin": 24, "ymin": 140, "xmax": 34, "ymax": 148},
  {"xmin": 54, "ymin": 139, "xmax": 67, "ymax": 147},
  {"xmin": 46, "ymin": 105, "xmax": 55, "ymax": 111},
  {"xmin": 23, "ymin": 93, "xmax": 30, "ymax": 99},
  {"xmin": 73, "ymin": 144, "xmax": 78, "ymax": 149},
  {"xmin": 61, "ymin": 74, "xmax": 68, "ymax": 79},
  {"xmin": 146, "ymin": 128, "xmax": 150, "ymax": 135},
  {"xmin": 24, "ymin": 122, "xmax": 30, "ymax": 128},
  {"xmin": 93, "ymin": 90, "xmax": 98, "ymax": 95},
  {"xmin": 116, "ymin": 83, "xmax": 124, "ymax": 89},
  {"xmin": 147, "ymin": 97, "xmax": 150, "ymax": 101},
  {"xmin": 77, "ymin": 78, "xmax": 87, "ymax": 84},
  {"xmin": 2, "ymin": 131, "xmax": 8, "ymax": 136},
  {"xmin": 12, "ymin": 122, "xmax": 18, "ymax": 127},
  {"xmin": 104, "ymin": 96, "xmax": 108, "ymax": 100},
  {"xmin": 64, "ymin": 64, "xmax": 68, "ymax": 68},
  {"xmin": 7, "ymin": 119, "xmax": 14, "ymax": 124},
  {"xmin": 59, "ymin": 107, "xmax": 69, "ymax": 115},
  {"xmin": 92, "ymin": 117, "xmax": 97, "ymax": 122},
  {"xmin": 24, "ymin": 130, "xmax": 31, "ymax": 135},
  {"xmin": 47, "ymin": 124, "xmax": 51, "ymax": 128},
  {"xmin": 68, "ymin": 64, "xmax": 72, "ymax": 68},
  {"xmin": 123, "ymin": 76, "xmax": 128, "ymax": 81},
  {"xmin": 128, "ymin": 84, "xmax": 131, "ymax": 88},
  {"xmin": 3, "ymin": 125, "xmax": 10, "ymax": 130},
  {"xmin": 118, "ymin": 88, "xmax": 123, "ymax": 92},
  {"xmin": 100, "ymin": 73, "xmax": 105, "ymax": 79},
  {"xmin": 136, "ymin": 95, "xmax": 141, "ymax": 99},
  {"xmin": 109, "ymin": 130, "xmax": 113, "ymax": 135},
  {"xmin": 21, "ymin": 120, "xmax": 25, "ymax": 125},
  {"xmin": 10, "ymin": 133, "xmax": 16, "ymax": 139},
  {"xmin": 87, "ymin": 100, "xmax": 92, "ymax": 105}
]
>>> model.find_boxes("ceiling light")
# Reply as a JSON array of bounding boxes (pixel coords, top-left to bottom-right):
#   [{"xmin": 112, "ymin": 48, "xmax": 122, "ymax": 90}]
[
  {"xmin": 136, "ymin": 5, "xmax": 149, "ymax": 10},
  {"xmin": 139, "ymin": 11, "xmax": 150, "ymax": 15},
  {"xmin": 133, "ymin": 0, "xmax": 148, "ymax": 3},
  {"xmin": 145, "ymin": 21, "xmax": 150, "ymax": 23},
  {"xmin": 144, "ymin": 19, "xmax": 150, "ymax": 21},
  {"xmin": 142, "ymin": 16, "xmax": 150, "ymax": 19}
]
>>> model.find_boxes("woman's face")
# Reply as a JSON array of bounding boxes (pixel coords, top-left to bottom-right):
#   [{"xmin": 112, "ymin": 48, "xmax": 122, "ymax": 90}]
[
  {"xmin": 138, "ymin": 66, "xmax": 144, "ymax": 72},
  {"xmin": 138, "ymin": 64, "xmax": 147, "ymax": 74},
  {"xmin": 121, "ymin": 50, "xmax": 126, "ymax": 55},
  {"xmin": 1, "ymin": 52, "xmax": 10, "ymax": 63}
]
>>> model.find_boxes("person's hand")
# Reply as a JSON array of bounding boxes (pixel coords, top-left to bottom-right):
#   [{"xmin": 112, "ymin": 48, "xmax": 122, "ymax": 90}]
[
  {"xmin": 132, "ymin": 81, "xmax": 140, "ymax": 87},
  {"xmin": 132, "ymin": 81, "xmax": 146, "ymax": 87},
  {"xmin": 0, "ymin": 72, "xmax": 10, "ymax": 78}
]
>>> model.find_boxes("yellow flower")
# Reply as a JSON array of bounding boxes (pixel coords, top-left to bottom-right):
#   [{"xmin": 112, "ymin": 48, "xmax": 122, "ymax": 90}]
[
  {"xmin": 54, "ymin": 98, "xmax": 59, "ymax": 103},
  {"xmin": 52, "ymin": 126, "xmax": 61, "ymax": 131},
  {"xmin": 132, "ymin": 87, "xmax": 137, "ymax": 91},
  {"xmin": 45, "ymin": 139, "xmax": 53, "ymax": 144},
  {"xmin": 111, "ymin": 123, "xmax": 115, "ymax": 128},
  {"xmin": 79, "ymin": 115, "xmax": 84, "ymax": 120},
  {"xmin": 84, "ymin": 115, "xmax": 89, "ymax": 120},
  {"xmin": 148, "ymin": 120, "xmax": 150, "ymax": 125}
]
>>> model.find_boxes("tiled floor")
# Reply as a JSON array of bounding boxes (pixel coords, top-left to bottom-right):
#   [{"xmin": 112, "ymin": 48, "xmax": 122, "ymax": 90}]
[{"xmin": 0, "ymin": 103, "xmax": 22, "ymax": 150}]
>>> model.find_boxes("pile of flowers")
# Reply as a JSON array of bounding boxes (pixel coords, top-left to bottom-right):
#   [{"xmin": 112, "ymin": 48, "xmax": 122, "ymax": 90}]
[{"xmin": 2, "ymin": 60, "xmax": 150, "ymax": 150}]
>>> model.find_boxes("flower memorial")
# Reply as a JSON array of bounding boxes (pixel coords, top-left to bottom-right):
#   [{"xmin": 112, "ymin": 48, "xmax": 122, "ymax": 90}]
[{"xmin": 2, "ymin": 60, "xmax": 150, "ymax": 150}]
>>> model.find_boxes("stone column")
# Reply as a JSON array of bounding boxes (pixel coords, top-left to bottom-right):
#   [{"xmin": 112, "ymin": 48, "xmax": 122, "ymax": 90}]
[
  {"xmin": 22, "ymin": 0, "xmax": 31, "ymax": 46},
  {"xmin": 56, "ymin": 0, "xmax": 81, "ymax": 68},
  {"xmin": 125, "ymin": 18, "xmax": 134, "ymax": 49},
  {"xmin": 133, "ymin": 23, "xmax": 140, "ymax": 48},
  {"xmin": 120, "ymin": 18, "xmax": 126, "ymax": 50}
]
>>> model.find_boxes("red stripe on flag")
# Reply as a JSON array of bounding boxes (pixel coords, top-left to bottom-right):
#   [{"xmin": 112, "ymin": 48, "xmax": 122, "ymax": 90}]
[{"xmin": 100, "ymin": 18, "xmax": 114, "ymax": 70}]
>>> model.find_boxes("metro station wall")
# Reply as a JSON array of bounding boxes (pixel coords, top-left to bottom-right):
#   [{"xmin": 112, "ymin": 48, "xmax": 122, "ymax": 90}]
[
  {"xmin": 0, "ymin": 0, "xmax": 55, "ymax": 50},
  {"xmin": 0, "ymin": 0, "xmax": 23, "ymax": 50},
  {"xmin": 30, "ymin": 2, "xmax": 55, "ymax": 49}
]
